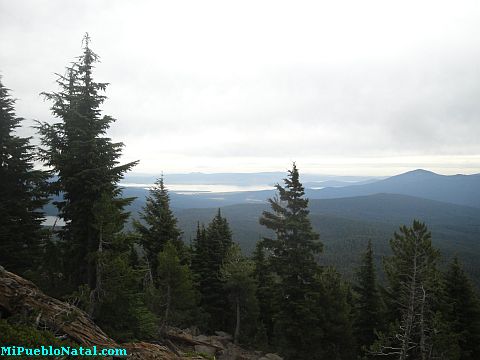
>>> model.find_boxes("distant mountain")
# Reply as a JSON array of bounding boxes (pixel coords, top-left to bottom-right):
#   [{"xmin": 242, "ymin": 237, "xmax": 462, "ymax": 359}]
[
  {"xmin": 44, "ymin": 169, "xmax": 479, "ymax": 214},
  {"xmin": 119, "ymin": 169, "xmax": 480, "ymax": 212},
  {"xmin": 303, "ymin": 178, "xmax": 379, "ymax": 188},
  {"xmin": 44, "ymin": 169, "xmax": 479, "ymax": 215},
  {"xmin": 310, "ymin": 169, "xmax": 480, "ymax": 208}
]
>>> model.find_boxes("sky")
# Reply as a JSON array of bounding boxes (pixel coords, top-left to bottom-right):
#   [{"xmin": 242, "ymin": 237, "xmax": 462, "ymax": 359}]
[{"xmin": 1, "ymin": 0, "xmax": 480, "ymax": 176}]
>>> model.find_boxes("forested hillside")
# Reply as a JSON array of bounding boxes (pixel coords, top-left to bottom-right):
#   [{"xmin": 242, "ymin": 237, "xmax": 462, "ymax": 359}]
[
  {"xmin": 311, "ymin": 169, "xmax": 480, "ymax": 208},
  {"xmin": 173, "ymin": 194, "xmax": 480, "ymax": 282}
]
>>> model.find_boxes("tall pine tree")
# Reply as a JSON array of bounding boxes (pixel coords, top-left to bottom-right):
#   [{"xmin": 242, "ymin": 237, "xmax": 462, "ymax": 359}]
[
  {"xmin": 372, "ymin": 220, "xmax": 451, "ymax": 359},
  {"xmin": 0, "ymin": 77, "xmax": 48, "ymax": 275},
  {"xmin": 252, "ymin": 239, "xmax": 276, "ymax": 349},
  {"xmin": 133, "ymin": 176, "xmax": 184, "ymax": 284},
  {"xmin": 353, "ymin": 240, "xmax": 384, "ymax": 353},
  {"xmin": 259, "ymin": 163, "xmax": 326, "ymax": 359},
  {"xmin": 37, "ymin": 34, "xmax": 138, "ymax": 291}
]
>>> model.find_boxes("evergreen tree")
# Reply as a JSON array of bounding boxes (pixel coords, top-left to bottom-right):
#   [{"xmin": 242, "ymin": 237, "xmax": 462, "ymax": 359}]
[
  {"xmin": 191, "ymin": 222, "xmax": 208, "ymax": 281},
  {"xmin": 133, "ymin": 176, "xmax": 184, "ymax": 284},
  {"xmin": 314, "ymin": 267, "xmax": 356, "ymax": 360},
  {"xmin": 220, "ymin": 243, "xmax": 258, "ymax": 345},
  {"xmin": 37, "ymin": 34, "xmax": 138, "ymax": 291},
  {"xmin": 191, "ymin": 210, "xmax": 233, "ymax": 332},
  {"xmin": 0, "ymin": 77, "xmax": 48, "ymax": 275},
  {"xmin": 353, "ymin": 240, "xmax": 384, "ymax": 353},
  {"xmin": 153, "ymin": 241, "xmax": 197, "ymax": 329},
  {"xmin": 372, "ymin": 220, "xmax": 450, "ymax": 359},
  {"xmin": 259, "ymin": 163, "xmax": 325, "ymax": 359},
  {"xmin": 252, "ymin": 239, "xmax": 276, "ymax": 348},
  {"xmin": 206, "ymin": 208, "xmax": 233, "ymax": 261},
  {"xmin": 94, "ymin": 245, "xmax": 158, "ymax": 342},
  {"xmin": 77, "ymin": 193, "xmax": 157, "ymax": 341},
  {"xmin": 444, "ymin": 257, "xmax": 480, "ymax": 359}
]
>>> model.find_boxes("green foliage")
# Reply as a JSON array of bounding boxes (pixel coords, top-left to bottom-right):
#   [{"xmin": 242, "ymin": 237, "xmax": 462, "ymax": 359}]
[
  {"xmin": 220, "ymin": 244, "xmax": 256, "ymax": 300},
  {"xmin": 0, "ymin": 78, "xmax": 49, "ymax": 276},
  {"xmin": 260, "ymin": 163, "xmax": 323, "ymax": 266},
  {"xmin": 258, "ymin": 164, "xmax": 356, "ymax": 359},
  {"xmin": 0, "ymin": 319, "xmax": 102, "ymax": 359},
  {"xmin": 353, "ymin": 240, "xmax": 384, "ymax": 354},
  {"xmin": 220, "ymin": 243, "xmax": 258, "ymax": 344},
  {"xmin": 259, "ymin": 163, "xmax": 323, "ymax": 358},
  {"xmin": 94, "ymin": 242, "xmax": 157, "ymax": 342},
  {"xmin": 183, "ymin": 350, "xmax": 215, "ymax": 360},
  {"xmin": 313, "ymin": 268, "xmax": 356, "ymax": 360},
  {"xmin": 191, "ymin": 210, "xmax": 233, "ymax": 332},
  {"xmin": 134, "ymin": 177, "xmax": 185, "ymax": 284},
  {"xmin": 36, "ymin": 34, "xmax": 138, "ymax": 291},
  {"xmin": 33, "ymin": 237, "xmax": 66, "ymax": 298},
  {"xmin": 150, "ymin": 241, "xmax": 198, "ymax": 328},
  {"xmin": 443, "ymin": 257, "xmax": 480, "ymax": 359},
  {"xmin": 61, "ymin": 194, "xmax": 158, "ymax": 342},
  {"xmin": 252, "ymin": 240, "xmax": 276, "ymax": 348},
  {"xmin": 374, "ymin": 220, "xmax": 451, "ymax": 359}
]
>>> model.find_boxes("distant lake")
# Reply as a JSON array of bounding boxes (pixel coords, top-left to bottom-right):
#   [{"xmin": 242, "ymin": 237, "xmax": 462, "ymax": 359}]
[{"xmin": 119, "ymin": 183, "xmax": 274, "ymax": 193}]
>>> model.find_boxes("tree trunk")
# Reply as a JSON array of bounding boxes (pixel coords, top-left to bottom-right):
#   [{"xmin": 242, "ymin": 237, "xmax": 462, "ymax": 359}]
[
  {"xmin": 234, "ymin": 295, "xmax": 240, "ymax": 345},
  {"xmin": 87, "ymin": 223, "xmax": 97, "ymax": 290},
  {"xmin": 89, "ymin": 224, "xmax": 103, "ymax": 317},
  {"xmin": 419, "ymin": 285, "xmax": 427, "ymax": 360},
  {"xmin": 400, "ymin": 240, "xmax": 419, "ymax": 360},
  {"xmin": 165, "ymin": 283, "xmax": 171, "ymax": 326}
]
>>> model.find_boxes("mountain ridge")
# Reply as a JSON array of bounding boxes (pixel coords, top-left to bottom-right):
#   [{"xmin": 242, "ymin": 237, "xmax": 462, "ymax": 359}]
[{"xmin": 311, "ymin": 169, "xmax": 480, "ymax": 208}]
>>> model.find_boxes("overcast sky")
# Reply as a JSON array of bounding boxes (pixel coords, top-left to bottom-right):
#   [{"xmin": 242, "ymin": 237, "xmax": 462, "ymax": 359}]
[{"xmin": 1, "ymin": 0, "xmax": 480, "ymax": 176}]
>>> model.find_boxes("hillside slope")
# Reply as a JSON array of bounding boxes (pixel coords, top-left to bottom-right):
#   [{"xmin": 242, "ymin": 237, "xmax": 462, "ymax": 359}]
[
  {"xmin": 174, "ymin": 193, "xmax": 480, "ymax": 282},
  {"xmin": 311, "ymin": 169, "xmax": 480, "ymax": 208}
]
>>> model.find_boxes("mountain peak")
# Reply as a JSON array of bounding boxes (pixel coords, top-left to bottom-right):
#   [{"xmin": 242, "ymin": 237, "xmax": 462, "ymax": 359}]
[{"xmin": 397, "ymin": 169, "xmax": 439, "ymax": 177}]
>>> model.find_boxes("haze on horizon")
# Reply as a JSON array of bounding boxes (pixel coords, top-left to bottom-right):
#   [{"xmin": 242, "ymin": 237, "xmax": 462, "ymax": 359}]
[{"xmin": 1, "ymin": 0, "xmax": 480, "ymax": 176}]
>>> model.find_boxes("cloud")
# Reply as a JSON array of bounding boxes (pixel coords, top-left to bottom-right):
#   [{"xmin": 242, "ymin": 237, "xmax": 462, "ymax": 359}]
[{"xmin": 1, "ymin": 0, "xmax": 480, "ymax": 175}]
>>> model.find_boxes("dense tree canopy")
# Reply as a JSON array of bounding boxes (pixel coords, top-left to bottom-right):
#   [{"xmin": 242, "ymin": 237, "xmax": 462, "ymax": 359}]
[
  {"xmin": 444, "ymin": 257, "xmax": 480, "ymax": 360},
  {"xmin": 0, "ymin": 78, "xmax": 48, "ymax": 276},
  {"xmin": 353, "ymin": 240, "xmax": 384, "ymax": 354},
  {"xmin": 191, "ymin": 210, "xmax": 233, "ymax": 332}
]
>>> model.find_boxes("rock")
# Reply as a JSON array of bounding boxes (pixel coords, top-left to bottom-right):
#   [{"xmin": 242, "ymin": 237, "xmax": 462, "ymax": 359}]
[
  {"xmin": 194, "ymin": 334, "xmax": 210, "ymax": 342},
  {"xmin": 215, "ymin": 331, "xmax": 233, "ymax": 341},
  {"xmin": 194, "ymin": 344, "xmax": 217, "ymax": 356},
  {"xmin": 264, "ymin": 354, "xmax": 283, "ymax": 360},
  {"xmin": 124, "ymin": 342, "xmax": 183, "ymax": 360},
  {"xmin": 185, "ymin": 326, "xmax": 200, "ymax": 336},
  {"xmin": 210, "ymin": 337, "xmax": 226, "ymax": 350}
]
